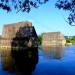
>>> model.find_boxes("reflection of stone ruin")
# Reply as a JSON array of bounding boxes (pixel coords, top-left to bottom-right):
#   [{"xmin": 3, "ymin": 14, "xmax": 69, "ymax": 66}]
[
  {"xmin": 42, "ymin": 47, "xmax": 64, "ymax": 59},
  {"xmin": 42, "ymin": 32, "xmax": 66, "ymax": 47}
]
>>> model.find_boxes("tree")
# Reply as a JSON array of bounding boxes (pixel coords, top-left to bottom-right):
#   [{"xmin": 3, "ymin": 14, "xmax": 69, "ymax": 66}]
[
  {"xmin": 1, "ymin": 0, "xmax": 75, "ymax": 26},
  {"xmin": 0, "ymin": 0, "xmax": 48, "ymax": 13},
  {"xmin": 56, "ymin": 0, "xmax": 75, "ymax": 26},
  {"xmin": 11, "ymin": 26, "xmax": 38, "ymax": 74},
  {"xmin": 38, "ymin": 35, "xmax": 42, "ymax": 45}
]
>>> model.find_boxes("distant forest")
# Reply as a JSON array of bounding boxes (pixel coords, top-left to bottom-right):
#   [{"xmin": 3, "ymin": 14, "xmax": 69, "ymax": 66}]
[
  {"xmin": 38, "ymin": 35, "xmax": 42, "ymax": 46},
  {"xmin": 65, "ymin": 36, "xmax": 75, "ymax": 45}
]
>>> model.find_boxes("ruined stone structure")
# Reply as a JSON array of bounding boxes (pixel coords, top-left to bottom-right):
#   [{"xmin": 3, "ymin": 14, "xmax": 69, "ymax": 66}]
[
  {"xmin": 42, "ymin": 32, "xmax": 66, "ymax": 47},
  {"xmin": 0, "ymin": 21, "xmax": 38, "ymax": 73},
  {"xmin": 0, "ymin": 21, "xmax": 32, "ymax": 49},
  {"xmin": 2, "ymin": 21, "xmax": 32, "ymax": 38}
]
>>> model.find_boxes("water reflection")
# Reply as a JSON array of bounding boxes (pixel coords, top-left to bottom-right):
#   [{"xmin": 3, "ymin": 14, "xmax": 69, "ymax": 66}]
[
  {"xmin": 1, "ymin": 26, "xmax": 38, "ymax": 75},
  {"xmin": 1, "ymin": 46, "xmax": 75, "ymax": 75},
  {"xmin": 42, "ymin": 46, "xmax": 64, "ymax": 59}
]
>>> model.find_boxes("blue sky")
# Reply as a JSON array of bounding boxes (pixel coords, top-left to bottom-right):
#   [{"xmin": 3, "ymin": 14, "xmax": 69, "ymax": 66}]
[{"xmin": 0, "ymin": 0, "xmax": 75, "ymax": 36}]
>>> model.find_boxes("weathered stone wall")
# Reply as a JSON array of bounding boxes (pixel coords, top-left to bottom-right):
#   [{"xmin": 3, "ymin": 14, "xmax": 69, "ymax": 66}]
[
  {"xmin": 42, "ymin": 32, "xmax": 66, "ymax": 47},
  {"xmin": 2, "ymin": 21, "xmax": 32, "ymax": 38},
  {"xmin": 0, "ymin": 21, "xmax": 32, "ymax": 49}
]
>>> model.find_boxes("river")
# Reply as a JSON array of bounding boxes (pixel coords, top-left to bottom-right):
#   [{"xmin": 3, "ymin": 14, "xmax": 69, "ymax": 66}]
[{"xmin": 0, "ymin": 45, "xmax": 75, "ymax": 75}]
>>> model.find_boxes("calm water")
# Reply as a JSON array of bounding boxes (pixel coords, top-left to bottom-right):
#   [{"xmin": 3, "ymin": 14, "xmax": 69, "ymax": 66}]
[{"xmin": 0, "ymin": 45, "xmax": 75, "ymax": 75}]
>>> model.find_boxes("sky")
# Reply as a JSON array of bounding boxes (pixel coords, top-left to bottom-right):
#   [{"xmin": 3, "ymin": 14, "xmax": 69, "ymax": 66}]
[{"xmin": 0, "ymin": 0, "xmax": 75, "ymax": 36}]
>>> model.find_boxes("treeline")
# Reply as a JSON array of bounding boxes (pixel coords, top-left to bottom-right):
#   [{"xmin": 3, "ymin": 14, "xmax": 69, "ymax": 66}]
[
  {"xmin": 38, "ymin": 35, "xmax": 42, "ymax": 46},
  {"xmin": 65, "ymin": 36, "xmax": 75, "ymax": 45}
]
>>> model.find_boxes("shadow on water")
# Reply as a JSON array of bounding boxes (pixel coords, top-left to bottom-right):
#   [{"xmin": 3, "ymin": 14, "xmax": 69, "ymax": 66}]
[{"xmin": 1, "ymin": 26, "xmax": 38, "ymax": 75}]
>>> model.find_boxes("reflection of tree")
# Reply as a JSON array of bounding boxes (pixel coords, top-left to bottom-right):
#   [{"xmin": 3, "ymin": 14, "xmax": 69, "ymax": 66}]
[{"xmin": 11, "ymin": 26, "xmax": 38, "ymax": 75}]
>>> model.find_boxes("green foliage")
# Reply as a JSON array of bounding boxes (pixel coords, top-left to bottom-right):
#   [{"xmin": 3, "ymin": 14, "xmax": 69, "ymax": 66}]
[
  {"xmin": 0, "ymin": 0, "xmax": 48, "ymax": 12},
  {"xmin": 38, "ymin": 35, "xmax": 42, "ymax": 45},
  {"xmin": 56, "ymin": 0, "xmax": 75, "ymax": 26},
  {"xmin": 65, "ymin": 36, "xmax": 75, "ymax": 44}
]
